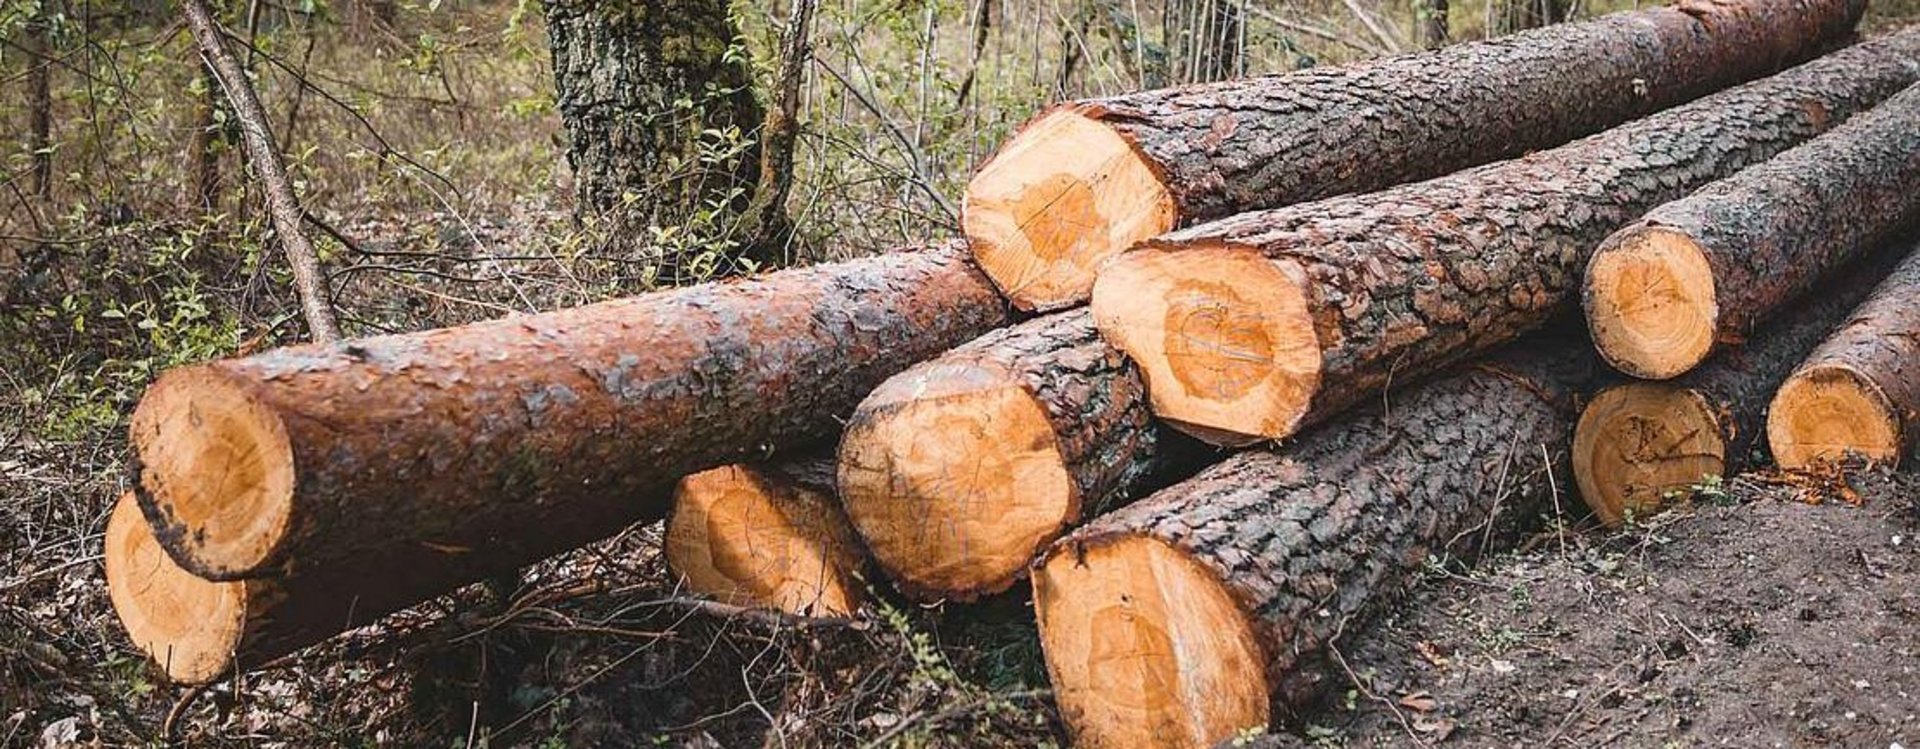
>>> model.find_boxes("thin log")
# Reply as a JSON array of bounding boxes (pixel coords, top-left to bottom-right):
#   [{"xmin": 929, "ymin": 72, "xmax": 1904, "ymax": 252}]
[
  {"xmin": 1096, "ymin": 30, "xmax": 1920, "ymax": 446},
  {"xmin": 838, "ymin": 309, "xmax": 1211, "ymax": 600},
  {"xmin": 664, "ymin": 453, "xmax": 867, "ymax": 617},
  {"xmin": 1770, "ymin": 243, "xmax": 1920, "ymax": 469},
  {"xmin": 1033, "ymin": 338, "xmax": 1602, "ymax": 749},
  {"xmin": 130, "ymin": 242, "xmax": 1010, "ymax": 602},
  {"xmin": 1586, "ymin": 83, "xmax": 1920, "ymax": 379},
  {"xmin": 963, "ymin": 0, "xmax": 1864, "ymax": 310},
  {"xmin": 181, "ymin": 0, "xmax": 340, "ymax": 342},
  {"xmin": 1573, "ymin": 246, "xmax": 1905, "ymax": 525}
]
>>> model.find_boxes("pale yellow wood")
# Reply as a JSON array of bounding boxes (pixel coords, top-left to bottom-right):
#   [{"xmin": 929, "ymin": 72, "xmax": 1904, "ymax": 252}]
[
  {"xmin": 665, "ymin": 465, "xmax": 862, "ymax": 617},
  {"xmin": 1092, "ymin": 246, "xmax": 1321, "ymax": 444},
  {"xmin": 130, "ymin": 369, "xmax": 296, "ymax": 573},
  {"xmin": 1586, "ymin": 227, "xmax": 1719, "ymax": 380},
  {"xmin": 964, "ymin": 107, "xmax": 1177, "ymax": 311},
  {"xmin": 838, "ymin": 360, "xmax": 1075, "ymax": 597},
  {"xmin": 104, "ymin": 493, "xmax": 249, "ymax": 684},
  {"xmin": 1034, "ymin": 535, "xmax": 1268, "ymax": 749},
  {"xmin": 1768, "ymin": 364, "xmax": 1902, "ymax": 469},
  {"xmin": 1572, "ymin": 383, "xmax": 1726, "ymax": 527}
]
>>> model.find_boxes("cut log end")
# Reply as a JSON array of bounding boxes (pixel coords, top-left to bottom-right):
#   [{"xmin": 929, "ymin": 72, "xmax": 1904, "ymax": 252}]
[
  {"xmin": 1585, "ymin": 227, "xmax": 1719, "ymax": 380},
  {"xmin": 105, "ymin": 493, "xmax": 247, "ymax": 685},
  {"xmin": 1092, "ymin": 247, "xmax": 1320, "ymax": 445},
  {"xmin": 964, "ymin": 108, "xmax": 1177, "ymax": 311},
  {"xmin": 664, "ymin": 465, "xmax": 862, "ymax": 617},
  {"xmin": 838, "ymin": 362, "xmax": 1075, "ymax": 598},
  {"xmin": 1768, "ymin": 365, "xmax": 1902, "ymax": 469},
  {"xmin": 1034, "ymin": 535, "xmax": 1269, "ymax": 749},
  {"xmin": 129, "ymin": 368, "xmax": 295, "ymax": 577},
  {"xmin": 1573, "ymin": 383, "xmax": 1726, "ymax": 527}
]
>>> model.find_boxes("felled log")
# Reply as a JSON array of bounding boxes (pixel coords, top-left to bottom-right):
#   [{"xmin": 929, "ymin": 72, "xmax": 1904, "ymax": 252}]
[
  {"xmin": 839, "ymin": 310, "xmax": 1209, "ymax": 599},
  {"xmin": 1573, "ymin": 247, "xmax": 1905, "ymax": 525},
  {"xmin": 1094, "ymin": 30, "xmax": 1920, "ymax": 446},
  {"xmin": 106, "ymin": 492, "xmax": 445, "ymax": 684},
  {"xmin": 962, "ymin": 0, "xmax": 1864, "ymax": 311},
  {"xmin": 1770, "ymin": 244, "xmax": 1920, "ymax": 469},
  {"xmin": 664, "ymin": 455, "xmax": 865, "ymax": 617},
  {"xmin": 1585, "ymin": 83, "xmax": 1920, "ymax": 379},
  {"xmin": 1033, "ymin": 339, "xmax": 1600, "ymax": 749},
  {"xmin": 130, "ymin": 242, "xmax": 1010, "ymax": 592}
]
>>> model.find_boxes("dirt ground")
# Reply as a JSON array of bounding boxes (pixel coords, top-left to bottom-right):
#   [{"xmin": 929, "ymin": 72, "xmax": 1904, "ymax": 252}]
[{"xmin": 1247, "ymin": 469, "xmax": 1920, "ymax": 748}]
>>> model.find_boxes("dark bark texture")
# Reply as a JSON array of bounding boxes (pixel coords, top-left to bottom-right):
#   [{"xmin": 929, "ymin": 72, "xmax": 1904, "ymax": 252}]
[
  {"xmin": 1598, "ymin": 83, "xmax": 1920, "ymax": 347},
  {"xmin": 1146, "ymin": 30, "xmax": 1920, "ymax": 433},
  {"xmin": 26, "ymin": 11, "xmax": 54, "ymax": 202},
  {"xmin": 1070, "ymin": 0, "xmax": 1862, "ymax": 226},
  {"xmin": 134, "ymin": 243, "xmax": 1013, "ymax": 584},
  {"xmin": 1046, "ymin": 337, "xmax": 1603, "ymax": 691},
  {"xmin": 1777, "ymin": 243, "xmax": 1920, "ymax": 460},
  {"xmin": 1633, "ymin": 245, "xmax": 1905, "ymax": 472},
  {"xmin": 543, "ymin": 0, "xmax": 763, "ymax": 224}
]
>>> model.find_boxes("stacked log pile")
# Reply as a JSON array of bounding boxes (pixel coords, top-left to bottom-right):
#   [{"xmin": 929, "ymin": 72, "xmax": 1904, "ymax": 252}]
[{"xmin": 108, "ymin": 6, "xmax": 1920, "ymax": 746}]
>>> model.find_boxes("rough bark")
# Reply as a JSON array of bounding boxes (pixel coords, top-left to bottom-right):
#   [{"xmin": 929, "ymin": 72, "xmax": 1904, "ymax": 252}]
[
  {"xmin": 185, "ymin": 62, "xmax": 222, "ymax": 215},
  {"xmin": 1106, "ymin": 30, "xmax": 1920, "ymax": 444},
  {"xmin": 665, "ymin": 451, "xmax": 867, "ymax": 617},
  {"xmin": 182, "ymin": 0, "xmax": 340, "ymax": 342},
  {"xmin": 839, "ymin": 309, "xmax": 1214, "ymax": 600},
  {"xmin": 1770, "ymin": 242, "xmax": 1920, "ymax": 469},
  {"xmin": 739, "ymin": 0, "xmax": 817, "ymax": 264},
  {"xmin": 963, "ymin": 0, "xmax": 1865, "ymax": 310},
  {"xmin": 1034, "ymin": 337, "xmax": 1602, "ymax": 749},
  {"xmin": 1585, "ymin": 82, "xmax": 1920, "ymax": 379},
  {"xmin": 131, "ymin": 243, "xmax": 1012, "ymax": 597},
  {"xmin": 543, "ymin": 0, "xmax": 763, "ymax": 232},
  {"xmin": 1574, "ymin": 246, "xmax": 1902, "ymax": 524}
]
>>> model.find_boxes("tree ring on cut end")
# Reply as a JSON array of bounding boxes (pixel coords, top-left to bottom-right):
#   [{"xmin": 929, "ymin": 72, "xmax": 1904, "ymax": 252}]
[
  {"xmin": 1035, "ymin": 535, "xmax": 1269, "ymax": 749},
  {"xmin": 1768, "ymin": 364, "xmax": 1902, "ymax": 469},
  {"xmin": 1586, "ymin": 227, "xmax": 1718, "ymax": 380},
  {"xmin": 1573, "ymin": 383, "xmax": 1726, "ymax": 526},
  {"xmin": 131, "ymin": 368, "xmax": 296, "ymax": 578},
  {"xmin": 105, "ymin": 493, "xmax": 249, "ymax": 685}
]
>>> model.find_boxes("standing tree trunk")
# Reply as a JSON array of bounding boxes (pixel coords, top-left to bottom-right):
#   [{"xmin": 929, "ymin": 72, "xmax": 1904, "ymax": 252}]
[
  {"xmin": 182, "ymin": 0, "xmax": 340, "ymax": 342},
  {"xmin": 25, "ymin": 8, "xmax": 54, "ymax": 203},
  {"xmin": 184, "ymin": 62, "xmax": 222, "ymax": 215},
  {"xmin": 543, "ymin": 0, "xmax": 764, "ymax": 260},
  {"xmin": 738, "ymin": 0, "xmax": 817, "ymax": 264},
  {"xmin": 1505, "ymin": 0, "xmax": 1569, "ymax": 31},
  {"xmin": 1164, "ymin": 0, "xmax": 1243, "ymax": 83},
  {"xmin": 1420, "ymin": 0, "xmax": 1449, "ymax": 48}
]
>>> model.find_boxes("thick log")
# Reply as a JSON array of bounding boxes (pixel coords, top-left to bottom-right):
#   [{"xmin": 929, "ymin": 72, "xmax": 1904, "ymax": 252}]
[
  {"xmin": 106, "ymin": 491, "xmax": 482, "ymax": 684},
  {"xmin": 1770, "ymin": 244, "xmax": 1920, "ymax": 469},
  {"xmin": 664, "ymin": 454, "xmax": 867, "ymax": 617},
  {"xmin": 130, "ymin": 242, "xmax": 1012, "ymax": 594},
  {"xmin": 1586, "ymin": 84, "xmax": 1920, "ymax": 379},
  {"xmin": 1033, "ymin": 339, "xmax": 1601, "ymax": 749},
  {"xmin": 838, "ymin": 309, "xmax": 1210, "ymax": 599},
  {"xmin": 1094, "ymin": 31, "xmax": 1920, "ymax": 446},
  {"xmin": 962, "ymin": 0, "xmax": 1865, "ymax": 311},
  {"xmin": 1573, "ymin": 247, "xmax": 1904, "ymax": 525}
]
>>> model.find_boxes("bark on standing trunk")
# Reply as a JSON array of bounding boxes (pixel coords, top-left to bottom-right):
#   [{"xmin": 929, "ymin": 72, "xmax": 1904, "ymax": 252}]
[
  {"xmin": 543, "ymin": 0, "xmax": 763, "ymax": 241},
  {"xmin": 25, "ymin": 9, "xmax": 54, "ymax": 203},
  {"xmin": 1585, "ymin": 82, "xmax": 1920, "ymax": 380},
  {"xmin": 1574, "ymin": 247, "xmax": 1905, "ymax": 525},
  {"xmin": 964, "ymin": 0, "xmax": 1865, "ymax": 310},
  {"xmin": 1034, "ymin": 338, "xmax": 1602, "ymax": 749},
  {"xmin": 1770, "ymin": 242, "xmax": 1920, "ymax": 470},
  {"xmin": 1094, "ymin": 31, "xmax": 1920, "ymax": 446}
]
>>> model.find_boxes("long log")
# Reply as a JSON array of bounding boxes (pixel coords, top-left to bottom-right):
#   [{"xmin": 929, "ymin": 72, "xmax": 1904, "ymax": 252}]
[
  {"xmin": 130, "ymin": 242, "xmax": 1011, "ymax": 591},
  {"xmin": 664, "ymin": 455, "xmax": 867, "ymax": 617},
  {"xmin": 1094, "ymin": 30, "xmax": 1920, "ymax": 446},
  {"xmin": 1033, "ymin": 339, "xmax": 1601, "ymax": 749},
  {"xmin": 1770, "ymin": 244, "xmax": 1920, "ymax": 469},
  {"xmin": 106, "ymin": 491, "xmax": 472, "ymax": 684},
  {"xmin": 1585, "ymin": 83, "xmax": 1920, "ymax": 379},
  {"xmin": 962, "ymin": 0, "xmax": 1865, "ymax": 311},
  {"xmin": 838, "ymin": 310, "xmax": 1210, "ymax": 599},
  {"xmin": 1572, "ymin": 246, "xmax": 1904, "ymax": 525}
]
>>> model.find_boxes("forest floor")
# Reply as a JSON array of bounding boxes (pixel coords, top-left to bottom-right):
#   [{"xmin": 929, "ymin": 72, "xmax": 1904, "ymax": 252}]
[{"xmin": 1256, "ymin": 470, "xmax": 1920, "ymax": 749}]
